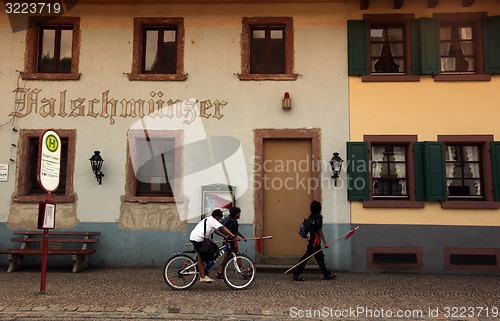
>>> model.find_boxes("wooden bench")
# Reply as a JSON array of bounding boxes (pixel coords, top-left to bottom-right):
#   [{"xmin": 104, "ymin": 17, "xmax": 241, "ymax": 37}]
[{"xmin": 0, "ymin": 230, "xmax": 100, "ymax": 273}]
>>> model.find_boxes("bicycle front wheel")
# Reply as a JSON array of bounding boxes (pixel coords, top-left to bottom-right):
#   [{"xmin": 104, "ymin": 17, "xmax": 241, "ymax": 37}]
[
  {"xmin": 222, "ymin": 254, "xmax": 255, "ymax": 290},
  {"xmin": 163, "ymin": 254, "xmax": 198, "ymax": 290}
]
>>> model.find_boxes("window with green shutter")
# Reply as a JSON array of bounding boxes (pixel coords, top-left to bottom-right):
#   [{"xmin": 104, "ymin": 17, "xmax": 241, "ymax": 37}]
[
  {"xmin": 348, "ymin": 14, "xmax": 418, "ymax": 81},
  {"xmin": 347, "ymin": 136, "xmax": 423, "ymax": 208}
]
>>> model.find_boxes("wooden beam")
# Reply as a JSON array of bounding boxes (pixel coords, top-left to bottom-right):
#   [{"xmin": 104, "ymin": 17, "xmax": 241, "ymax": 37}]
[
  {"xmin": 427, "ymin": 0, "xmax": 439, "ymax": 8},
  {"xmin": 360, "ymin": 0, "xmax": 369, "ymax": 10},
  {"xmin": 393, "ymin": 0, "xmax": 403, "ymax": 9},
  {"xmin": 463, "ymin": 0, "xmax": 474, "ymax": 7}
]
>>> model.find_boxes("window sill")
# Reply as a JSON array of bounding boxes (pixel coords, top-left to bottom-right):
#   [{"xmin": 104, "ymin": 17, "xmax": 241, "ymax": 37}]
[
  {"xmin": 127, "ymin": 73, "xmax": 187, "ymax": 81},
  {"xmin": 434, "ymin": 74, "xmax": 491, "ymax": 82},
  {"xmin": 238, "ymin": 73, "xmax": 299, "ymax": 81},
  {"xmin": 21, "ymin": 72, "xmax": 81, "ymax": 81},
  {"xmin": 124, "ymin": 196, "xmax": 177, "ymax": 203},
  {"xmin": 363, "ymin": 200, "xmax": 424, "ymax": 208},
  {"xmin": 361, "ymin": 75, "xmax": 420, "ymax": 82},
  {"xmin": 441, "ymin": 201, "xmax": 499, "ymax": 209},
  {"xmin": 14, "ymin": 194, "xmax": 76, "ymax": 203}
]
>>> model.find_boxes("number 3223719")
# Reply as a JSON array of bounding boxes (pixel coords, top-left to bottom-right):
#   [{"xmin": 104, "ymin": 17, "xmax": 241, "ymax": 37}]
[{"xmin": 5, "ymin": 2, "xmax": 62, "ymax": 14}]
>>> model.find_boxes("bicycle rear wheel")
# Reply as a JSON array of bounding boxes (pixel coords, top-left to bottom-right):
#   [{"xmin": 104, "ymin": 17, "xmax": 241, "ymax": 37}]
[
  {"xmin": 222, "ymin": 254, "xmax": 255, "ymax": 290},
  {"xmin": 163, "ymin": 254, "xmax": 198, "ymax": 290}
]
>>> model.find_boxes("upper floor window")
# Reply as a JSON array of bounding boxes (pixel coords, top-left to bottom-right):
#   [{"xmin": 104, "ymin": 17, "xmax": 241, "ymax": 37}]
[
  {"xmin": 14, "ymin": 129, "xmax": 76, "ymax": 203},
  {"xmin": 23, "ymin": 17, "xmax": 80, "ymax": 80},
  {"xmin": 125, "ymin": 130, "xmax": 183, "ymax": 203},
  {"xmin": 348, "ymin": 14, "xmax": 418, "ymax": 81},
  {"xmin": 435, "ymin": 13, "xmax": 486, "ymax": 77},
  {"xmin": 440, "ymin": 24, "xmax": 476, "ymax": 73},
  {"xmin": 239, "ymin": 17, "xmax": 297, "ymax": 81},
  {"xmin": 370, "ymin": 25, "xmax": 405, "ymax": 74},
  {"xmin": 250, "ymin": 26, "xmax": 285, "ymax": 74},
  {"xmin": 129, "ymin": 17, "xmax": 186, "ymax": 81}
]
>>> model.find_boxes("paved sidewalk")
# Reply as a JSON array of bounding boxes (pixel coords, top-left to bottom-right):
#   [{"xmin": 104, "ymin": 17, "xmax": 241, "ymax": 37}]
[{"xmin": 0, "ymin": 267, "xmax": 499, "ymax": 320}]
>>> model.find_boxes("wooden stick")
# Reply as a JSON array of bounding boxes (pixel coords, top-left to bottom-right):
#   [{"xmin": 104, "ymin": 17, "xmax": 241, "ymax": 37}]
[
  {"xmin": 284, "ymin": 226, "xmax": 360, "ymax": 274},
  {"xmin": 185, "ymin": 235, "xmax": 272, "ymax": 246}
]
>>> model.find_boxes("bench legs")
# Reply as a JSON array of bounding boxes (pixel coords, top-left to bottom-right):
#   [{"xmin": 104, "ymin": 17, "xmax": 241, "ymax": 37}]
[
  {"xmin": 6, "ymin": 254, "xmax": 24, "ymax": 273},
  {"xmin": 72, "ymin": 254, "xmax": 89, "ymax": 273},
  {"xmin": 5, "ymin": 254, "xmax": 90, "ymax": 273}
]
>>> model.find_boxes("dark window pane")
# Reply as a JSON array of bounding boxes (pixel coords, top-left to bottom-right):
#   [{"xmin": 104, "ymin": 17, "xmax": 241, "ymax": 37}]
[
  {"xmin": 38, "ymin": 27, "xmax": 73, "ymax": 73},
  {"xmin": 143, "ymin": 28, "xmax": 177, "ymax": 74},
  {"xmin": 39, "ymin": 29, "xmax": 56, "ymax": 72},
  {"xmin": 250, "ymin": 26, "xmax": 285, "ymax": 74}
]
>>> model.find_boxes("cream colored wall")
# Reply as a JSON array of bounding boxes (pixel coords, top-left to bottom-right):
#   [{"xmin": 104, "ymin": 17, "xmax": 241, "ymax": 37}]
[
  {"xmin": 348, "ymin": 0, "xmax": 500, "ymax": 226},
  {"xmin": 0, "ymin": 2, "xmax": 351, "ymax": 228}
]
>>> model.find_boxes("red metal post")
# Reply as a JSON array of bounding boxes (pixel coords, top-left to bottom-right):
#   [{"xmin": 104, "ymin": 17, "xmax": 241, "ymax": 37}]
[{"xmin": 40, "ymin": 192, "xmax": 51, "ymax": 294}]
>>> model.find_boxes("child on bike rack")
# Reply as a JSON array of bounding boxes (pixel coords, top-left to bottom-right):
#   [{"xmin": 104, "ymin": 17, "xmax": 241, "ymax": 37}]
[
  {"xmin": 216, "ymin": 207, "xmax": 247, "ymax": 279},
  {"xmin": 189, "ymin": 209, "xmax": 235, "ymax": 283}
]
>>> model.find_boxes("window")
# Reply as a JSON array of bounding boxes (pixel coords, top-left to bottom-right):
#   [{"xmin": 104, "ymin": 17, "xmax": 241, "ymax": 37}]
[
  {"xmin": 438, "ymin": 135, "xmax": 499, "ymax": 209},
  {"xmin": 129, "ymin": 17, "xmax": 186, "ymax": 81},
  {"xmin": 348, "ymin": 14, "xmax": 419, "ymax": 81},
  {"xmin": 370, "ymin": 25, "xmax": 405, "ymax": 74},
  {"xmin": 239, "ymin": 17, "xmax": 297, "ymax": 81},
  {"xmin": 444, "ymin": 145, "xmax": 483, "ymax": 199},
  {"xmin": 250, "ymin": 26, "xmax": 285, "ymax": 74},
  {"xmin": 346, "ymin": 135, "xmax": 423, "ymax": 208},
  {"xmin": 349, "ymin": 14, "xmax": 500, "ymax": 80},
  {"xmin": 125, "ymin": 130, "xmax": 183, "ymax": 202},
  {"xmin": 23, "ymin": 17, "xmax": 80, "ymax": 80},
  {"xmin": 371, "ymin": 145, "xmax": 407, "ymax": 199},
  {"xmin": 15, "ymin": 129, "xmax": 76, "ymax": 203},
  {"xmin": 434, "ymin": 13, "xmax": 488, "ymax": 81},
  {"xmin": 440, "ymin": 24, "xmax": 476, "ymax": 73}
]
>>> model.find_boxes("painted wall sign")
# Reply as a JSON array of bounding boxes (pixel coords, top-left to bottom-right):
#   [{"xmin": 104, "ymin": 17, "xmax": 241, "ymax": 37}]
[
  {"xmin": 10, "ymin": 88, "xmax": 228, "ymax": 125},
  {"xmin": 0, "ymin": 164, "xmax": 8, "ymax": 182},
  {"xmin": 37, "ymin": 129, "xmax": 62, "ymax": 192}
]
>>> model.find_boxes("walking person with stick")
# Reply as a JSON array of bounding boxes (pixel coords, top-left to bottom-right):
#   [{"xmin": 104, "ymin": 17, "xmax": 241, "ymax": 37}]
[{"xmin": 291, "ymin": 200, "xmax": 336, "ymax": 281}]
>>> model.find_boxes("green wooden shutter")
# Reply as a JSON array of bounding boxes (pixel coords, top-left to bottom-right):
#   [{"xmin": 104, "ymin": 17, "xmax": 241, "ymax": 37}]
[
  {"xmin": 424, "ymin": 142, "xmax": 446, "ymax": 201},
  {"xmin": 490, "ymin": 142, "xmax": 500, "ymax": 201},
  {"xmin": 347, "ymin": 142, "xmax": 370, "ymax": 201},
  {"xmin": 483, "ymin": 16, "xmax": 500, "ymax": 75},
  {"xmin": 414, "ymin": 142, "xmax": 426, "ymax": 201},
  {"xmin": 418, "ymin": 18, "xmax": 440, "ymax": 75},
  {"xmin": 411, "ymin": 19, "xmax": 421, "ymax": 75},
  {"xmin": 348, "ymin": 20, "xmax": 369, "ymax": 76}
]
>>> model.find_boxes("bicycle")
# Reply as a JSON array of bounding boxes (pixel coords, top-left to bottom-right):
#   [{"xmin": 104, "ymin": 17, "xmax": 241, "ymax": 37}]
[{"xmin": 163, "ymin": 241, "xmax": 256, "ymax": 290}]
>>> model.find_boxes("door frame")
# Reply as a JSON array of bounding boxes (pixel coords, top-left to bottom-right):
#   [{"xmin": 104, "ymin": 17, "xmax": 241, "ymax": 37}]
[{"xmin": 254, "ymin": 128, "xmax": 322, "ymax": 255}]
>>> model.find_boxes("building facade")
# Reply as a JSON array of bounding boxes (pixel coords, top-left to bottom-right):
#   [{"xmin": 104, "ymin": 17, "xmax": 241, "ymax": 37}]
[
  {"xmin": 0, "ymin": 0, "xmax": 351, "ymax": 270},
  {"xmin": 0, "ymin": 0, "xmax": 499, "ymax": 274}
]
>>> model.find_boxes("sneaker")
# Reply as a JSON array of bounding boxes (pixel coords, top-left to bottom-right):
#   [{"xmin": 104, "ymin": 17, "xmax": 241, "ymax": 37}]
[
  {"xmin": 292, "ymin": 275, "xmax": 305, "ymax": 281},
  {"xmin": 216, "ymin": 272, "xmax": 224, "ymax": 279},
  {"xmin": 200, "ymin": 276, "xmax": 214, "ymax": 283},
  {"xmin": 324, "ymin": 273, "xmax": 337, "ymax": 280}
]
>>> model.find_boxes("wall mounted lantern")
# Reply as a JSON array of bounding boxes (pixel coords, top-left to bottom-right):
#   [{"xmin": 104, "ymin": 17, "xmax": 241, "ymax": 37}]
[
  {"xmin": 282, "ymin": 92, "xmax": 291, "ymax": 110},
  {"xmin": 329, "ymin": 152, "xmax": 343, "ymax": 186},
  {"xmin": 89, "ymin": 151, "xmax": 104, "ymax": 185}
]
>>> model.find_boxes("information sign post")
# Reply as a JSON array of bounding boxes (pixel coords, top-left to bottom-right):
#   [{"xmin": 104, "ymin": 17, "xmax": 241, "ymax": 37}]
[{"xmin": 37, "ymin": 130, "xmax": 61, "ymax": 294}]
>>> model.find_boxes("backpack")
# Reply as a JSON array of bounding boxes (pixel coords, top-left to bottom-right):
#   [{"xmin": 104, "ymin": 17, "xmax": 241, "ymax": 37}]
[
  {"xmin": 298, "ymin": 215, "xmax": 319, "ymax": 239},
  {"xmin": 298, "ymin": 218, "xmax": 311, "ymax": 238}
]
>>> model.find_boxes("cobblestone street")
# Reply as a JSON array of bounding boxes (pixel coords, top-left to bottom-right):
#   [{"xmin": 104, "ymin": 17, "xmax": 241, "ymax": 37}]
[{"xmin": 0, "ymin": 267, "xmax": 499, "ymax": 320}]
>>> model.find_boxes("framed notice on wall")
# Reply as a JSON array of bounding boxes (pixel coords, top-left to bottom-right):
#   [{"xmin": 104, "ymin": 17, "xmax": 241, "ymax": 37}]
[{"xmin": 201, "ymin": 184, "xmax": 235, "ymax": 220}]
